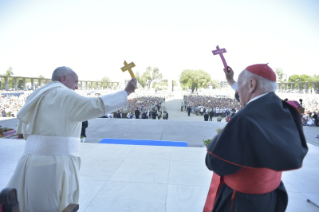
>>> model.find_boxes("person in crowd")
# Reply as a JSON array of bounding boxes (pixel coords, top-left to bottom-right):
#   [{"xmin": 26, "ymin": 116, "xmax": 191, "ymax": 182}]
[
  {"xmin": 135, "ymin": 107, "xmax": 140, "ymax": 119},
  {"xmin": 152, "ymin": 110, "xmax": 157, "ymax": 119},
  {"xmin": 116, "ymin": 110, "xmax": 122, "ymax": 118},
  {"xmin": 162, "ymin": 110, "xmax": 167, "ymax": 120},
  {"xmin": 209, "ymin": 109, "xmax": 214, "ymax": 121},
  {"xmin": 187, "ymin": 105, "xmax": 191, "ymax": 116},
  {"xmin": 204, "ymin": 112, "xmax": 209, "ymax": 121},
  {"xmin": 313, "ymin": 112, "xmax": 318, "ymax": 126},
  {"xmin": 81, "ymin": 120, "xmax": 88, "ymax": 141},
  {"xmin": 2, "ymin": 108, "xmax": 6, "ymax": 117},
  {"xmin": 157, "ymin": 109, "xmax": 162, "ymax": 120},
  {"xmin": 306, "ymin": 116, "xmax": 314, "ymax": 126},
  {"xmin": 142, "ymin": 110, "xmax": 147, "ymax": 119}
]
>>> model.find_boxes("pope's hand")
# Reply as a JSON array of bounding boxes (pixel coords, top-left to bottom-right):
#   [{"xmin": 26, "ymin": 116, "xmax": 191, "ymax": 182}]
[
  {"xmin": 125, "ymin": 78, "xmax": 137, "ymax": 96},
  {"xmin": 223, "ymin": 66, "xmax": 236, "ymax": 86}
]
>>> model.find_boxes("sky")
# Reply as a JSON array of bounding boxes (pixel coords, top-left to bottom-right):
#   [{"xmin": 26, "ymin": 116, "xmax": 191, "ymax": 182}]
[{"xmin": 0, "ymin": 0, "xmax": 318, "ymax": 83}]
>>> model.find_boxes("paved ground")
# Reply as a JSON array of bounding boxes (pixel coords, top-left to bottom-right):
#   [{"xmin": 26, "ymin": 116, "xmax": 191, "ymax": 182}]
[{"xmin": 1, "ymin": 140, "xmax": 318, "ymax": 212}]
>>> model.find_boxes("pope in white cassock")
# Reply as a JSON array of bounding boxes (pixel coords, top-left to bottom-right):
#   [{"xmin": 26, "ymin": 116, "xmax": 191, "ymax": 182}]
[{"xmin": 6, "ymin": 66, "xmax": 137, "ymax": 212}]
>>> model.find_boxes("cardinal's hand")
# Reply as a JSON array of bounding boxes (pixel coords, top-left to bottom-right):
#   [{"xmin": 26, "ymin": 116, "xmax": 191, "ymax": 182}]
[{"xmin": 223, "ymin": 66, "xmax": 236, "ymax": 86}]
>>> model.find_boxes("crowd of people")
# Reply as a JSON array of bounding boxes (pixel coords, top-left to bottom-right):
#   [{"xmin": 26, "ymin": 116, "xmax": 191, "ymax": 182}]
[
  {"xmin": 276, "ymin": 94, "xmax": 319, "ymax": 127},
  {"xmin": 181, "ymin": 95, "xmax": 240, "ymax": 119},
  {"xmin": 0, "ymin": 91, "xmax": 33, "ymax": 118},
  {"xmin": 0, "ymin": 89, "xmax": 318, "ymax": 124},
  {"xmin": 110, "ymin": 95, "xmax": 168, "ymax": 120},
  {"xmin": 302, "ymin": 112, "xmax": 318, "ymax": 126},
  {"xmin": 180, "ymin": 94, "xmax": 319, "ymax": 125},
  {"xmin": 276, "ymin": 93, "xmax": 319, "ymax": 113},
  {"xmin": 0, "ymin": 90, "xmax": 170, "ymax": 121}
]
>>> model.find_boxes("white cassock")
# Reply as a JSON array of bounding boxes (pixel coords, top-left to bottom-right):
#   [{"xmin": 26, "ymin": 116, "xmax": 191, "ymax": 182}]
[{"xmin": 7, "ymin": 81, "xmax": 128, "ymax": 212}]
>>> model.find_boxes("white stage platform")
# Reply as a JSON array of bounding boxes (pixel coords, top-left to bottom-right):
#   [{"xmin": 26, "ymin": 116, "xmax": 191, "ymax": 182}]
[{"xmin": 0, "ymin": 139, "xmax": 318, "ymax": 212}]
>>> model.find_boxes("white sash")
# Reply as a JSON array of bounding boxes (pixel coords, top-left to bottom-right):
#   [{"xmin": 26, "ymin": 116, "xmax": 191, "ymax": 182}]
[{"xmin": 24, "ymin": 135, "xmax": 80, "ymax": 156}]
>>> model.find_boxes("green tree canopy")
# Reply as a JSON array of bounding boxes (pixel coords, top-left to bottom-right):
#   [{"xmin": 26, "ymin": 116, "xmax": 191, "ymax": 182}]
[
  {"xmin": 101, "ymin": 76, "xmax": 110, "ymax": 88},
  {"xmin": 4, "ymin": 67, "xmax": 13, "ymax": 76},
  {"xmin": 210, "ymin": 79, "xmax": 220, "ymax": 89},
  {"xmin": 1, "ymin": 67, "xmax": 14, "ymax": 89},
  {"xmin": 136, "ymin": 67, "xmax": 163, "ymax": 89},
  {"xmin": 153, "ymin": 79, "xmax": 168, "ymax": 90},
  {"xmin": 275, "ymin": 68, "xmax": 287, "ymax": 83},
  {"xmin": 135, "ymin": 71, "xmax": 146, "ymax": 88},
  {"xmin": 288, "ymin": 74, "xmax": 316, "ymax": 90},
  {"xmin": 179, "ymin": 69, "xmax": 211, "ymax": 92}
]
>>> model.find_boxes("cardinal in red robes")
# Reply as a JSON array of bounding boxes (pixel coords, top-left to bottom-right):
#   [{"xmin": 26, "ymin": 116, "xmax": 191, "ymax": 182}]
[{"xmin": 204, "ymin": 64, "xmax": 308, "ymax": 212}]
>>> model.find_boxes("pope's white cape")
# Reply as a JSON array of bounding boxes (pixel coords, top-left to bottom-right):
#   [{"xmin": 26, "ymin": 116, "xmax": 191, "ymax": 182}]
[{"xmin": 17, "ymin": 81, "xmax": 63, "ymax": 135}]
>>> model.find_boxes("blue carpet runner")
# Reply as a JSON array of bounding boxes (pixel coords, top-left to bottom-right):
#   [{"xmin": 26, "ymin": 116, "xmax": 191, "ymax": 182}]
[{"xmin": 99, "ymin": 138, "xmax": 188, "ymax": 147}]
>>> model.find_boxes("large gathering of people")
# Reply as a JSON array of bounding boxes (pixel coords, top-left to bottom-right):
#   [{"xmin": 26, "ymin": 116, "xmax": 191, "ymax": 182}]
[
  {"xmin": 110, "ymin": 95, "xmax": 168, "ymax": 120},
  {"xmin": 0, "ymin": 90, "xmax": 171, "ymax": 120},
  {"xmin": 0, "ymin": 91, "xmax": 33, "ymax": 117},
  {"xmin": 181, "ymin": 95, "xmax": 240, "ymax": 118},
  {"xmin": 180, "ymin": 93, "xmax": 319, "ymax": 125},
  {"xmin": 276, "ymin": 93, "xmax": 319, "ymax": 113},
  {"xmin": 1, "ymin": 90, "xmax": 318, "ymax": 125}
]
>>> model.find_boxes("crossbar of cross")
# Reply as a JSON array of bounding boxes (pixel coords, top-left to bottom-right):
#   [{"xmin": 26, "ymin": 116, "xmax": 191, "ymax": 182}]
[{"xmin": 212, "ymin": 45, "xmax": 228, "ymax": 71}]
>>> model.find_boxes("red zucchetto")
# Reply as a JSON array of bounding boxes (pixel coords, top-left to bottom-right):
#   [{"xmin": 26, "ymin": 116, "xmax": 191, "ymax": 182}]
[{"xmin": 245, "ymin": 64, "xmax": 276, "ymax": 82}]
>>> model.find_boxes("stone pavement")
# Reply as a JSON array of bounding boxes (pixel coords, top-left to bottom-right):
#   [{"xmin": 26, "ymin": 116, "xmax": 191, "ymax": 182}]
[
  {"xmin": 84, "ymin": 118, "xmax": 226, "ymax": 147},
  {"xmin": 0, "ymin": 139, "xmax": 318, "ymax": 212}
]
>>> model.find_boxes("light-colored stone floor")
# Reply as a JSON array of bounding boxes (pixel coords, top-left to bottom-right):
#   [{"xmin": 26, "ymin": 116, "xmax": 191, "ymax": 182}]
[{"xmin": 1, "ymin": 139, "xmax": 318, "ymax": 212}]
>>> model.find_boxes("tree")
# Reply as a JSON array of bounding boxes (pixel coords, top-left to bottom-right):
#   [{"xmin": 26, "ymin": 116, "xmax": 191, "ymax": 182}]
[
  {"xmin": 1, "ymin": 67, "xmax": 14, "ymax": 89},
  {"xmin": 173, "ymin": 80, "xmax": 178, "ymax": 86},
  {"xmin": 275, "ymin": 68, "xmax": 287, "ymax": 90},
  {"xmin": 136, "ymin": 67, "xmax": 163, "ymax": 89},
  {"xmin": 135, "ymin": 71, "xmax": 146, "ymax": 88},
  {"xmin": 36, "ymin": 75, "xmax": 47, "ymax": 88},
  {"xmin": 153, "ymin": 79, "xmax": 168, "ymax": 90},
  {"xmin": 275, "ymin": 68, "xmax": 287, "ymax": 82},
  {"xmin": 18, "ymin": 79, "xmax": 24, "ymax": 90},
  {"xmin": 179, "ymin": 69, "xmax": 211, "ymax": 92},
  {"xmin": 288, "ymin": 74, "xmax": 313, "ymax": 90},
  {"xmin": 210, "ymin": 79, "xmax": 220, "ymax": 89},
  {"xmin": 312, "ymin": 75, "xmax": 319, "ymax": 91},
  {"xmin": 101, "ymin": 76, "xmax": 110, "ymax": 88},
  {"xmin": 148, "ymin": 67, "xmax": 162, "ymax": 89},
  {"xmin": 5, "ymin": 67, "xmax": 14, "ymax": 76}
]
